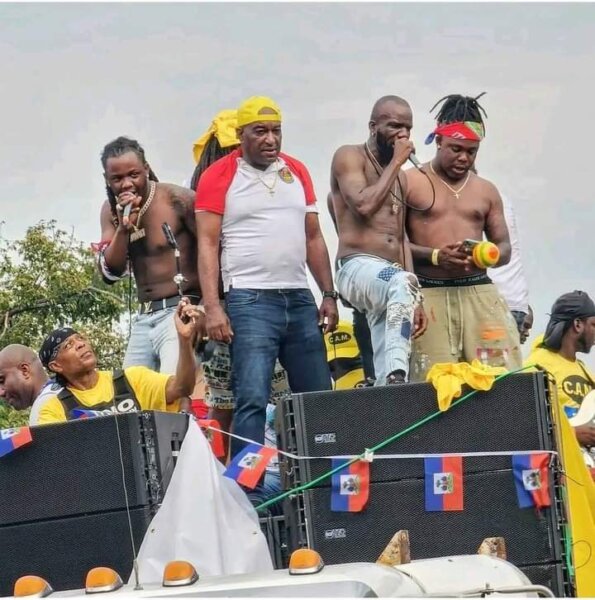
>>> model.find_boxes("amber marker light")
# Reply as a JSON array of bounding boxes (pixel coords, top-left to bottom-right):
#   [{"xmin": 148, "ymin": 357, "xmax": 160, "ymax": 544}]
[
  {"xmin": 14, "ymin": 575, "xmax": 53, "ymax": 598},
  {"xmin": 288, "ymin": 548, "xmax": 324, "ymax": 575},
  {"xmin": 162, "ymin": 560, "xmax": 199, "ymax": 587},
  {"xmin": 84, "ymin": 567, "xmax": 123, "ymax": 594}
]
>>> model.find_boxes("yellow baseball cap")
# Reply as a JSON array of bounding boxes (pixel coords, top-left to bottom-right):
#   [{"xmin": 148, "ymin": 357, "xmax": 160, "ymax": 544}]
[{"xmin": 237, "ymin": 96, "xmax": 282, "ymax": 128}]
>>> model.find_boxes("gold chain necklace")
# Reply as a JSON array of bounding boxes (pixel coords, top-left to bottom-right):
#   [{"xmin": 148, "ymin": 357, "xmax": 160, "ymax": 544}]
[
  {"xmin": 256, "ymin": 161, "xmax": 279, "ymax": 196},
  {"xmin": 130, "ymin": 181, "xmax": 156, "ymax": 243},
  {"xmin": 430, "ymin": 163, "xmax": 470, "ymax": 199},
  {"xmin": 364, "ymin": 142, "xmax": 400, "ymax": 214}
]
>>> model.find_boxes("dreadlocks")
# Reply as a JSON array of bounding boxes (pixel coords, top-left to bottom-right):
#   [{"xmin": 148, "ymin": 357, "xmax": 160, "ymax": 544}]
[
  {"xmin": 430, "ymin": 92, "xmax": 488, "ymax": 128},
  {"xmin": 189, "ymin": 135, "xmax": 238, "ymax": 191},
  {"xmin": 101, "ymin": 136, "xmax": 159, "ymax": 222}
]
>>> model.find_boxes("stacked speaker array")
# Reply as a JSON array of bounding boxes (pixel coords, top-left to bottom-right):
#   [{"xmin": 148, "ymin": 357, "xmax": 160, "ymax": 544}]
[
  {"xmin": 0, "ymin": 412, "xmax": 188, "ymax": 595},
  {"xmin": 278, "ymin": 372, "xmax": 574, "ymax": 597}
]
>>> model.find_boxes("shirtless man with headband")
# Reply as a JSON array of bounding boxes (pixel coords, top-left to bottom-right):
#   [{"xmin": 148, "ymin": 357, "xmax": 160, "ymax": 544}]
[
  {"xmin": 405, "ymin": 93, "xmax": 521, "ymax": 375},
  {"xmin": 330, "ymin": 95, "xmax": 427, "ymax": 386}
]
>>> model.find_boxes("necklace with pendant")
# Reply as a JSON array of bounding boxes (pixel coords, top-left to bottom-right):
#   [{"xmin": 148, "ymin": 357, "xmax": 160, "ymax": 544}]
[
  {"xmin": 257, "ymin": 161, "xmax": 279, "ymax": 196},
  {"xmin": 430, "ymin": 163, "xmax": 470, "ymax": 199},
  {"xmin": 130, "ymin": 181, "xmax": 156, "ymax": 242},
  {"xmin": 364, "ymin": 142, "xmax": 401, "ymax": 214}
]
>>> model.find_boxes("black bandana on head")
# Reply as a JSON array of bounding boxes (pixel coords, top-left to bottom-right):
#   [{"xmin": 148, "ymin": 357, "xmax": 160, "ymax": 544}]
[
  {"xmin": 39, "ymin": 327, "xmax": 78, "ymax": 370},
  {"xmin": 542, "ymin": 291, "xmax": 595, "ymax": 351}
]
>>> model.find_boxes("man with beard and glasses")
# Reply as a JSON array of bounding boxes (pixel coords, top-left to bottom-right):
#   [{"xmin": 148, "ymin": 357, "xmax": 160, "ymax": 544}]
[
  {"xmin": 98, "ymin": 137, "xmax": 202, "ymax": 404},
  {"xmin": 405, "ymin": 93, "xmax": 521, "ymax": 376},
  {"xmin": 330, "ymin": 95, "xmax": 427, "ymax": 386},
  {"xmin": 526, "ymin": 291, "xmax": 595, "ymax": 448}
]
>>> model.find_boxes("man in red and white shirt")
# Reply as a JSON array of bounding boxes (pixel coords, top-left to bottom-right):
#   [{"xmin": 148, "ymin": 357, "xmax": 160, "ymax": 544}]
[{"xmin": 196, "ymin": 96, "xmax": 337, "ymax": 485}]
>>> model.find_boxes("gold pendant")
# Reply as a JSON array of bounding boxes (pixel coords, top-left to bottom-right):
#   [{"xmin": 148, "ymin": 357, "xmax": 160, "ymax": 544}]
[
  {"xmin": 130, "ymin": 228, "xmax": 146, "ymax": 242},
  {"xmin": 392, "ymin": 202, "xmax": 399, "ymax": 215}
]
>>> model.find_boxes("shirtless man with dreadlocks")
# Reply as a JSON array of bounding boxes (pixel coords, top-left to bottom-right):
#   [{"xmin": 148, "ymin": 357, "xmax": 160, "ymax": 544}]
[
  {"xmin": 98, "ymin": 137, "xmax": 203, "ymax": 386},
  {"xmin": 330, "ymin": 95, "xmax": 427, "ymax": 386},
  {"xmin": 405, "ymin": 93, "xmax": 522, "ymax": 376}
]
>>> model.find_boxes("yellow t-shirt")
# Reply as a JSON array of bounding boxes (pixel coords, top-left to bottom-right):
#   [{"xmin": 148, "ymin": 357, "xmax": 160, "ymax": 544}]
[
  {"xmin": 37, "ymin": 366, "xmax": 171, "ymax": 425},
  {"xmin": 526, "ymin": 347, "xmax": 594, "ymax": 410}
]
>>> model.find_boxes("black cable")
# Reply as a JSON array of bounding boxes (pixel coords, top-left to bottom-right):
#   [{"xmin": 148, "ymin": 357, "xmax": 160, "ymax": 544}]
[{"xmin": 364, "ymin": 144, "xmax": 436, "ymax": 213}]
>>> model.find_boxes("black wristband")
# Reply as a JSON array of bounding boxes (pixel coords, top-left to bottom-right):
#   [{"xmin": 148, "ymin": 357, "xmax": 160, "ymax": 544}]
[{"xmin": 322, "ymin": 290, "xmax": 339, "ymax": 300}]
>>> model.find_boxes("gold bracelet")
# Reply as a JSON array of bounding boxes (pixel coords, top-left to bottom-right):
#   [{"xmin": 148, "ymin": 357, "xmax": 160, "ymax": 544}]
[{"xmin": 431, "ymin": 248, "xmax": 440, "ymax": 266}]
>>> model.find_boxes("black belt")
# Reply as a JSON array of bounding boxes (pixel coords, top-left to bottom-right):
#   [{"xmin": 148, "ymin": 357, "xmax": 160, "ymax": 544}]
[
  {"xmin": 417, "ymin": 273, "xmax": 492, "ymax": 288},
  {"xmin": 138, "ymin": 294, "xmax": 200, "ymax": 315}
]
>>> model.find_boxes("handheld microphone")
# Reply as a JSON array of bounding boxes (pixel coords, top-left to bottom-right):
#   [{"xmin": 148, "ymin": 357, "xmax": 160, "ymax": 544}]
[
  {"xmin": 162, "ymin": 222, "xmax": 179, "ymax": 250},
  {"xmin": 123, "ymin": 203, "xmax": 132, "ymax": 221},
  {"xmin": 408, "ymin": 153, "xmax": 425, "ymax": 172}
]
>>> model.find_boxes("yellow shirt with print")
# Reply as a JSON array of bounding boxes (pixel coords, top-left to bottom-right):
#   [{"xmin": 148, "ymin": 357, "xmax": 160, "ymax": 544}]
[
  {"xmin": 526, "ymin": 346, "xmax": 594, "ymax": 410},
  {"xmin": 37, "ymin": 366, "xmax": 172, "ymax": 425}
]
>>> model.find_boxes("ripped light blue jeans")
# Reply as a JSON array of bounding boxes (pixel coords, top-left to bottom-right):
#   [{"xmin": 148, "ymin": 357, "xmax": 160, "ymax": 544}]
[{"xmin": 335, "ymin": 254, "xmax": 420, "ymax": 385}]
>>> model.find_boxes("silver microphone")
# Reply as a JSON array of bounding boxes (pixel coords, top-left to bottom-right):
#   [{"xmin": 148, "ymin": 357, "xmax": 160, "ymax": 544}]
[
  {"xmin": 408, "ymin": 153, "xmax": 425, "ymax": 172},
  {"xmin": 123, "ymin": 204, "xmax": 132, "ymax": 220}
]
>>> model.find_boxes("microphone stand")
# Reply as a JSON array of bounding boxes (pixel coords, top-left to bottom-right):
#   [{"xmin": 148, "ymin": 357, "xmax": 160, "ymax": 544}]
[{"xmin": 161, "ymin": 223, "xmax": 187, "ymax": 296}]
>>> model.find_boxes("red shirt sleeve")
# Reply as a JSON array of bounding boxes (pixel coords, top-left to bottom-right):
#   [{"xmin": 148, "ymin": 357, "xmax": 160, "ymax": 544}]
[
  {"xmin": 281, "ymin": 154, "xmax": 317, "ymax": 205},
  {"xmin": 195, "ymin": 151, "xmax": 239, "ymax": 215}
]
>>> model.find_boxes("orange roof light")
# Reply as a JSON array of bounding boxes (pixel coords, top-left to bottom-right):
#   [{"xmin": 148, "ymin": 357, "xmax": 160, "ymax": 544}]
[
  {"xmin": 85, "ymin": 567, "xmax": 123, "ymax": 594},
  {"xmin": 289, "ymin": 548, "xmax": 324, "ymax": 575},
  {"xmin": 162, "ymin": 560, "xmax": 199, "ymax": 587},
  {"xmin": 14, "ymin": 575, "xmax": 53, "ymax": 598}
]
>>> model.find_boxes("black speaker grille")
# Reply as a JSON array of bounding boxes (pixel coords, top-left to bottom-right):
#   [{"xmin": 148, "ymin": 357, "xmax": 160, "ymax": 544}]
[
  {"xmin": 303, "ymin": 473, "xmax": 560, "ymax": 567},
  {"xmin": 0, "ymin": 414, "xmax": 148, "ymax": 526},
  {"xmin": 289, "ymin": 373, "xmax": 551, "ymax": 483},
  {"xmin": 0, "ymin": 507, "xmax": 151, "ymax": 596}
]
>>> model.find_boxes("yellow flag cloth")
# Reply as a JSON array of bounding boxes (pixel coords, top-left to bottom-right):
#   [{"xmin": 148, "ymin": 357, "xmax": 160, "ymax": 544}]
[
  {"xmin": 192, "ymin": 109, "xmax": 239, "ymax": 164},
  {"xmin": 555, "ymin": 407, "xmax": 595, "ymax": 596},
  {"xmin": 426, "ymin": 360, "xmax": 507, "ymax": 412},
  {"xmin": 523, "ymin": 359, "xmax": 595, "ymax": 596}
]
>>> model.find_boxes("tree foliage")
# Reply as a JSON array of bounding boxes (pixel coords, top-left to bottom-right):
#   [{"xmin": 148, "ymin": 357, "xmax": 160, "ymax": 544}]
[{"xmin": 0, "ymin": 221, "xmax": 136, "ymax": 425}]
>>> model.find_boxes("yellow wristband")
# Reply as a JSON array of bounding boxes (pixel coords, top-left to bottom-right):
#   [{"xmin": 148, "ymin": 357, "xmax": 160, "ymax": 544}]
[{"xmin": 431, "ymin": 248, "xmax": 440, "ymax": 266}]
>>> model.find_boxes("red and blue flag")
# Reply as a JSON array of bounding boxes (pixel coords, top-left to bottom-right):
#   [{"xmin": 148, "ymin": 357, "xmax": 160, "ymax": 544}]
[
  {"xmin": 71, "ymin": 409, "xmax": 104, "ymax": 419},
  {"xmin": 331, "ymin": 459, "xmax": 370, "ymax": 512},
  {"xmin": 424, "ymin": 456, "xmax": 464, "ymax": 511},
  {"xmin": 198, "ymin": 419, "xmax": 226, "ymax": 458},
  {"xmin": 224, "ymin": 443, "xmax": 276, "ymax": 489},
  {"xmin": 512, "ymin": 453, "xmax": 551, "ymax": 509},
  {"xmin": 0, "ymin": 426, "xmax": 33, "ymax": 458}
]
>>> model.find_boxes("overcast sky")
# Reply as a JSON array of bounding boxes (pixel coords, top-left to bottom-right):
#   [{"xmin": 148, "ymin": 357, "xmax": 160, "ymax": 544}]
[{"xmin": 1, "ymin": 2, "xmax": 594, "ymax": 366}]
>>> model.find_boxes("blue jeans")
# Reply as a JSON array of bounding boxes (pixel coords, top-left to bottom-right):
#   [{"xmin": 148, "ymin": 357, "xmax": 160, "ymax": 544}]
[
  {"xmin": 123, "ymin": 306, "xmax": 179, "ymax": 374},
  {"xmin": 226, "ymin": 288, "xmax": 331, "ymax": 460},
  {"xmin": 335, "ymin": 255, "xmax": 419, "ymax": 384}
]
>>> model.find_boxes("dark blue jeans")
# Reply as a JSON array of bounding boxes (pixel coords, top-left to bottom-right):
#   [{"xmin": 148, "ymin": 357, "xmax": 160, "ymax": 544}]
[{"xmin": 226, "ymin": 288, "xmax": 331, "ymax": 460}]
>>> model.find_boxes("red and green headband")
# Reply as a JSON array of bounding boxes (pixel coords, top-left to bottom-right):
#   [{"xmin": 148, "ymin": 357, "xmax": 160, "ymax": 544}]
[{"xmin": 425, "ymin": 121, "xmax": 485, "ymax": 145}]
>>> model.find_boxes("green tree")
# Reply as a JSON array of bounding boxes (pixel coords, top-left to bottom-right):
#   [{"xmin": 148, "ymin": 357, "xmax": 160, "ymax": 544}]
[{"xmin": 0, "ymin": 221, "xmax": 136, "ymax": 426}]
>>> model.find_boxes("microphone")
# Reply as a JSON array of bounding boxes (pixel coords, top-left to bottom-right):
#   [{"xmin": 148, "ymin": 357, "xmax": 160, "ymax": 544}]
[
  {"xmin": 123, "ymin": 203, "xmax": 132, "ymax": 221},
  {"xmin": 408, "ymin": 153, "xmax": 425, "ymax": 172},
  {"xmin": 162, "ymin": 222, "xmax": 178, "ymax": 250}
]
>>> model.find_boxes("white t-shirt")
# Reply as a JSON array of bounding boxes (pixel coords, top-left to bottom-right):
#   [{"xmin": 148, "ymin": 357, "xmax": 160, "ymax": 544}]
[
  {"xmin": 488, "ymin": 195, "xmax": 530, "ymax": 313},
  {"xmin": 195, "ymin": 150, "xmax": 318, "ymax": 292},
  {"xmin": 29, "ymin": 379, "xmax": 63, "ymax": 426}
]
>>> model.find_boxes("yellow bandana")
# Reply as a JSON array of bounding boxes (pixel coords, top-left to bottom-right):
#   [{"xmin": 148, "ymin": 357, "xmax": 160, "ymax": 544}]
[
  {"xmin": 236, "ymin": 96, "xmax": 282, "ymax": 128},
  {"xmin": 192, "ymin": 109, "xmax": 239, "ymax": 164}
]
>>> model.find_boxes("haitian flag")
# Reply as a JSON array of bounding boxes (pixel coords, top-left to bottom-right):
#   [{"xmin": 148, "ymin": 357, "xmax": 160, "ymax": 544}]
[
  {"xmin": 330, "ymin": 459, "xmax": 370, "ymax": 512},
  {"xmin": 512, "ymin": 453, "xmax": 551, "ymax": 509},
  {"xmin": 224, "ymin": 443, "xmax": 276, "ymax": 489},
  {"xmin": 424, "ymin": 456, "xmax": 464, "ymax": 511},
  {"xmin": 0, "ymin": 426, "xmax": 33, "ymax": 458},
  {"xmin": 71, "ymin": 409, "xmax": 104, "ymax": 419},
  {"xmin": 198, "ymin": 419, "xmax": 225, "ymax": 458}
]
